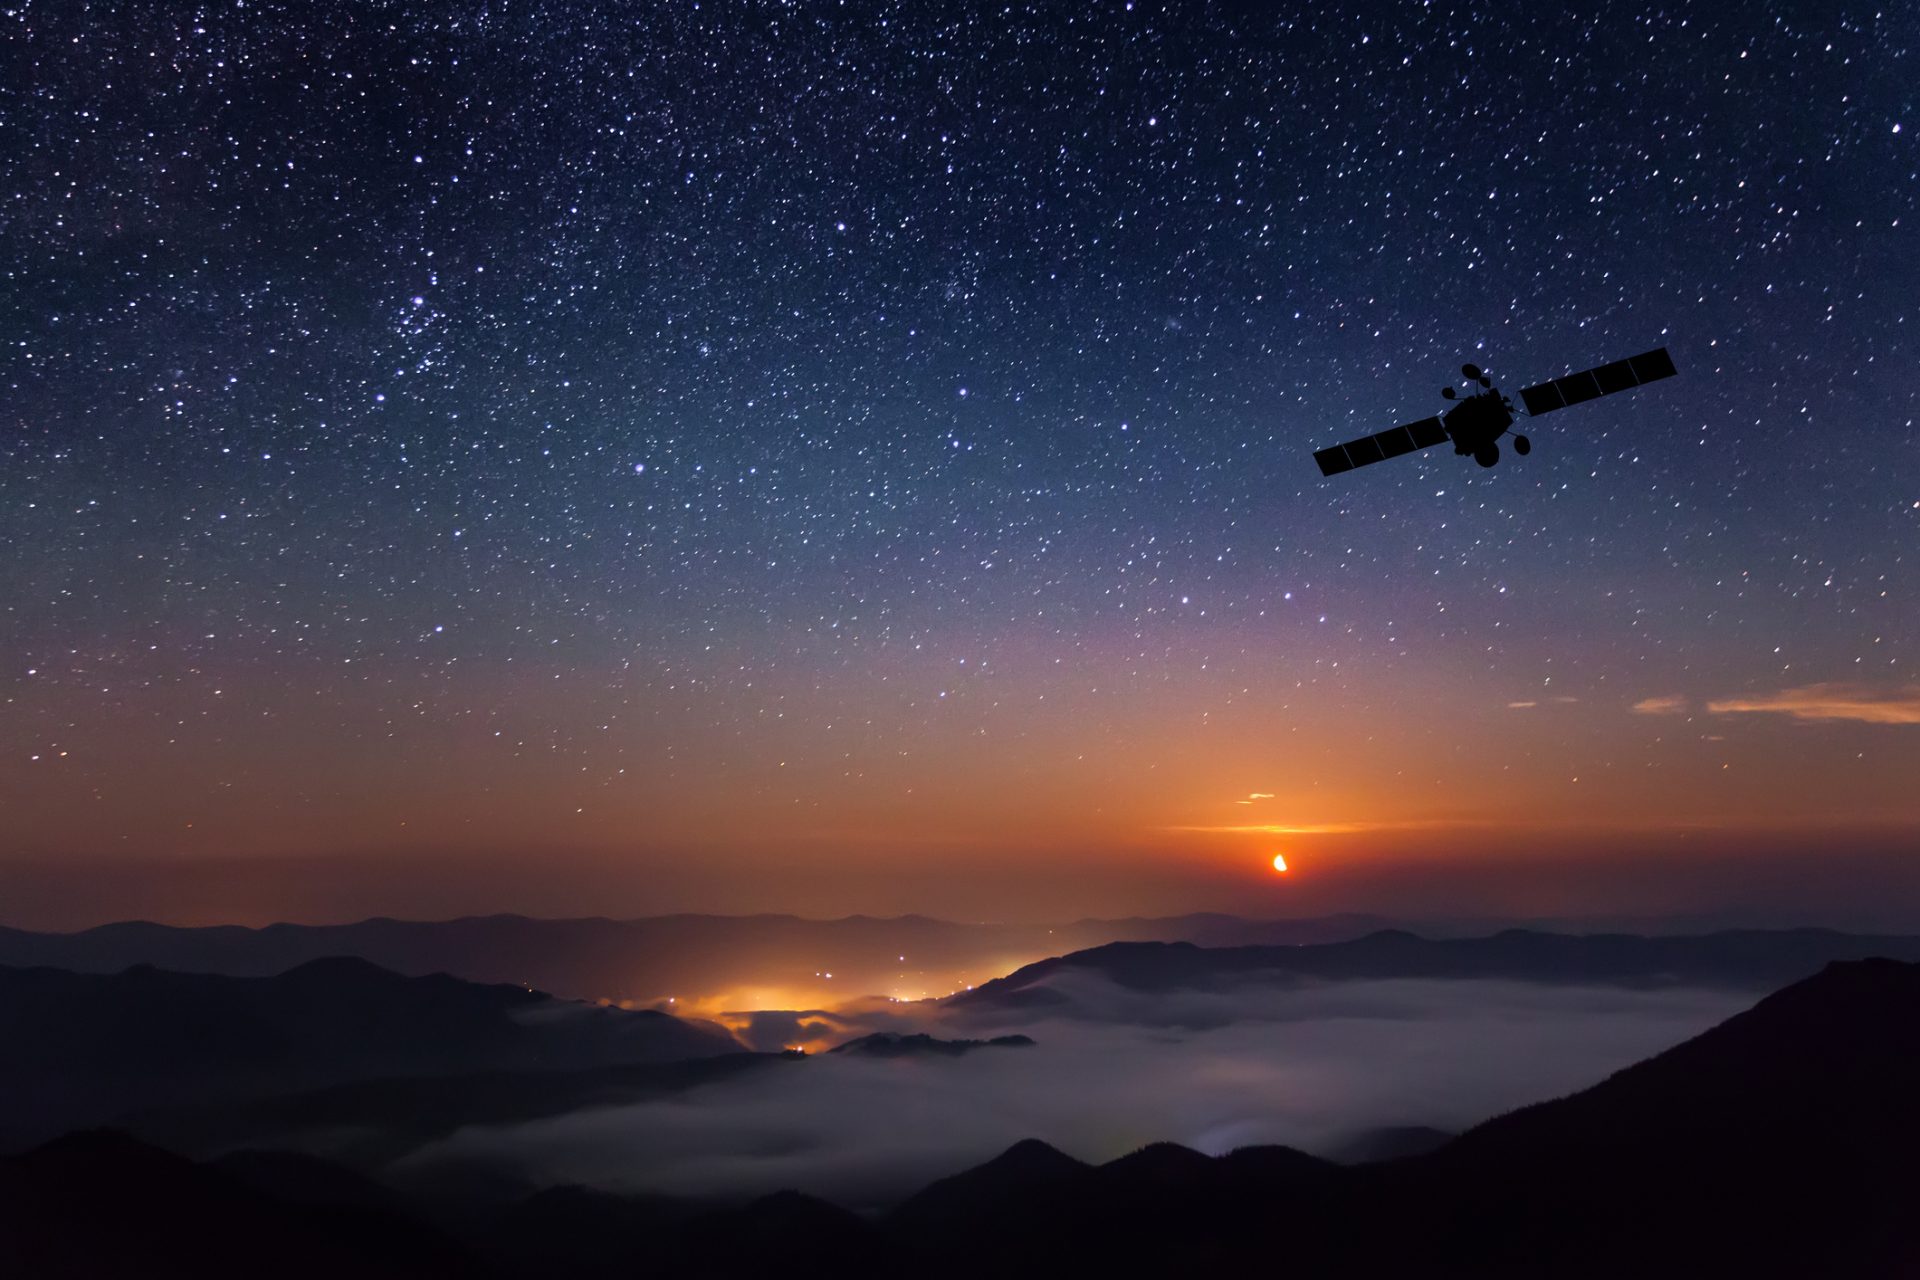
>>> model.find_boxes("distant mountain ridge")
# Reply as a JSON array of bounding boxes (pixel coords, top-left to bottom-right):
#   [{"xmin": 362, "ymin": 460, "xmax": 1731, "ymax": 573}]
[
  {"xmin": 0, "ymin": 911, "xmax": 1406, "ymax": 1005},
  {"xmin": 948, "ymin": 926, "xmax": 1920, "ymax": 1012},
  {"xmin": 6, "ymin": 912, "xmax": 1907, "ymax": 1011}
]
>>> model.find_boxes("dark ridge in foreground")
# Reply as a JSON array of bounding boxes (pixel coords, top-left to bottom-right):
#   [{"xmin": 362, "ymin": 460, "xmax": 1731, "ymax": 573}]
[
  {"xmin": 886, "ymin": 1138, "xmax": 1093, "ymax": 1237},
  {"xmin": 1330, "ymin": 1124, "xmax": 1456, "ymax": 1164},
  {"xmin": 908, "ymin": 958, "xmax": 1920, "ymax": 1276},
  {"xmin": 0, "ymin": 1130, "xmax": 481, "ymax": 1279}
]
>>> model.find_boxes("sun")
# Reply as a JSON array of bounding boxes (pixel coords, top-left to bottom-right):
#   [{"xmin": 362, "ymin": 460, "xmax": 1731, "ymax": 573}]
[{"xmin": 1271, "ymin": 852, "xmax": 1289, "ymax": 873}]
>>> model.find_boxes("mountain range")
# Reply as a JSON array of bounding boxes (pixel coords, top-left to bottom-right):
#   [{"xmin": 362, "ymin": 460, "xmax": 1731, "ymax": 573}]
[
  {"xmin": 3, "ymin": 956, "xmax": 1915, "ymax": 1276},
  {"xmin": 948, "ymin": 926, "xmax": 1920, "ymax": 1013},
  {"xmin": 0, "ymin": 911, "xmax": 1408, "ymax": 1005},
  {"xmin": 7, "ymin": 913, "xmax": 1912, "ymax": 1017}
]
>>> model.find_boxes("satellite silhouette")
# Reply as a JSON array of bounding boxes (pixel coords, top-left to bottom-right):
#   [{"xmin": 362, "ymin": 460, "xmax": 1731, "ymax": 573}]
[{"xmin": 1313, "ymin": 347, "xmax": 1677, "ymax": 475}]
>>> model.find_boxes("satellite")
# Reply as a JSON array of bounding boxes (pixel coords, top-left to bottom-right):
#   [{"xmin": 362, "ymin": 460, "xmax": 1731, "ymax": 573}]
[{"xmin": 1313, "ymin": 347, "xmax": 1677, "ymax": 476}]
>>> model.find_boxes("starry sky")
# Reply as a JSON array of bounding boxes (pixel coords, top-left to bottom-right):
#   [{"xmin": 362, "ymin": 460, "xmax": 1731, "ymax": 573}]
[{"xmin": 3, "ymin": 0, "xmax": 1916, "ymax": 930}]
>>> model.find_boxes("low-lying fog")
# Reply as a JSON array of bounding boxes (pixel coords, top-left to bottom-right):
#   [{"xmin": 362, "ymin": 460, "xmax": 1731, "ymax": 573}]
[{"xmin": 398, "ymin": 973, "xmax": 1752, "ymax": 1210}]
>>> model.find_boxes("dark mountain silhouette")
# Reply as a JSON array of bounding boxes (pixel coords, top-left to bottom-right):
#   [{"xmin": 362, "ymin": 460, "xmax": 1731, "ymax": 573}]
[
  {"xmin": 1329, "ymin": 1123, "xmax": 1456, "ymax": 1163},
  {"xmin": 1098, "ymin": 1137, "xmax": 1221, "ymax": 1187},
  {"xmin": 676, "ymin": 1190, "xmax": 894, "ymax": 1277},
  {"xmin": 473, "ymin": 1184, "xmax": 702, "ymax": 1280},
  {"xmin": 828, "ymin": 1031, "xmax": 1035, "ymax": 1057},
  {"xmin": 484, "ymin": 1184, "xmax": 891, "ymax": 1280},
  {"xmin": 950, "ymin": 927, "xmax": 1920, "ymax": 1014},
  {"xmin": 0, "ymin": 957, "xmax": 738, "ymax": 1150},
  {"xmin": 1448, "ymin": 955, "xmax": 1920, "ymax": 1160},
  {"xmin": 1384, "ymin": 956, "xmax": 1920, "ymax": 1277},
  {"xmin": 6, "ymin": 911, "xmax": 1896, "ymax": 1019},
  {"xmin": 213, "ymin": 1146, "xmax": 418, "ymax": 1214},
  {"xmin": 879, "ymin": 1136, "xmax": 1347, "ymax": 1274},
  {"xmin": 1217, "ymin": 1140, "xmax": 1345, "ymax": 1182},
  {"xmin": 887, "ymin": 1137, "xmax": 1091, "ymax": 1238},
  {"xmin": 130, "ymin": 1051, "xmax": 796, "ymax": 1170},
  {"xmin": 0, "ymin": 1130, "xmax": 484, "ymax": 1279},
  {"xmin": 897, "ymin": 957, "xmax": 1920, "ymax": 1277},
  {"xmin": 0, "ymin": 911, "xmax": 1432, "ymax": 1005}
]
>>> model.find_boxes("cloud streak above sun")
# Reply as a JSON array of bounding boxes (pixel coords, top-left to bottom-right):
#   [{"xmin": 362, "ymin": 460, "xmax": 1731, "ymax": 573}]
[
  {"xmin": 1632, "ymin": 685, "xmax": 1920, "ymax": 725},
  {"xmin": 1705, "ymin": 684, "xmax": 1920, "ymax": 725},
  {"xmin": 1170, "ymin": 819, "xmax": 1472, "ymax": 836},
  {"xmin": 1201, "ymin": 792, "xmax": 1462, "ymax": 834}
]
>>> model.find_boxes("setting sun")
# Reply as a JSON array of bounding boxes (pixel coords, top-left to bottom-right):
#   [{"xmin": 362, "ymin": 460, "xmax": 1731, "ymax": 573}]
[{"xmin": 1271, "ymin": 853, "xmax": 1289, "ymax": 873}]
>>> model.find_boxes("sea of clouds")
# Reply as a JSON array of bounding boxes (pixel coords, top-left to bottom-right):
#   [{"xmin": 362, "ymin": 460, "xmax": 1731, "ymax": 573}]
[{"xmin": 397, "ymin": 969, "xmax": 1752, "ymax": 1210}]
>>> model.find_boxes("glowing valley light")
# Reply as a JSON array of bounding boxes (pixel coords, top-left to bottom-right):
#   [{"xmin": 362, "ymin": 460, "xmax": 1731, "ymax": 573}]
[{"xmin": 1271, "ymin": 852, "xmax": 1290, "ymax": 873}]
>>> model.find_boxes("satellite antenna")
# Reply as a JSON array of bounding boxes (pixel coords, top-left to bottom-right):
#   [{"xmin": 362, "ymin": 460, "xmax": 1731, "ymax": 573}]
[{"xmin": 1312, "ymin": 347, "xmax": 1678, "ymax": 476}]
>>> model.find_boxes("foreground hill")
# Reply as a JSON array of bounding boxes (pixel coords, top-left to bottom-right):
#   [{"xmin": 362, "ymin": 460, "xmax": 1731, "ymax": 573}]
[
  {"xmin": 906, "ymin": 957, "xmax": 1920, "ymax": 1276},
  {"xmin": 0, "ymin": 1131, "xmax": 484, "ymax": 1280},
  {"xmin": 1398, "ymin": 955, "xmax": 1920, "ymax": 1276},
  {"xmin": 0, "ymin": 957, "xmax": 739, "ymax": 1150}
]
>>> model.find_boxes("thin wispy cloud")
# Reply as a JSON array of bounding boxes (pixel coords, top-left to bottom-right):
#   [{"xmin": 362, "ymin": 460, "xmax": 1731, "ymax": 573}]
[
  {"xmin": 1706, "ymin": 683, "xmax": 1920, "ymax": 726},
  {"xmin": 1632, "ymin": 695, "xmax": 1689, "ymax": 716},
  {"xmin": 1169, "ymin": 819, "xmax": 1469, "ymax": 836}
]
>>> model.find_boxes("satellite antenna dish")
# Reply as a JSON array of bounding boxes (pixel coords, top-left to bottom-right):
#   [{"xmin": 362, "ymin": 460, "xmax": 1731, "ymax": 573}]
[{"xmin": 1312, "ymin": 347, "xmax": 1678, "ymax": 476}]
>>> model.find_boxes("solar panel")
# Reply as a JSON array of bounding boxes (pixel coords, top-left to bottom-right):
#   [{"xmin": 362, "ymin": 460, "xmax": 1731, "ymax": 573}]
[
  {"xmin": 1630, "ymin": 347, "xmax": 1678, "ymax": 382},
  {"xmin": 1313, "ymin": 445, "xmax": 1354, "ymax": 475},
  {"xmin": 1593, "ymin": 359, "xmax": 1637, "ymax": 396},
  {"xmin": 1313, "ymin": 416, "xmax": 1446, "ymax": 477},
  {"xmin": 1519, "ymin": 347, "xmax": 1676, "ymax": 418}
]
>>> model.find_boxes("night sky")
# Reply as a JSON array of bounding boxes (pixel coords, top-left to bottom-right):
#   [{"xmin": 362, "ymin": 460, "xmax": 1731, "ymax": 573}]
[{"xmin": 4, "ymin": 1, "xmax": 1916, "ymax": 929}]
